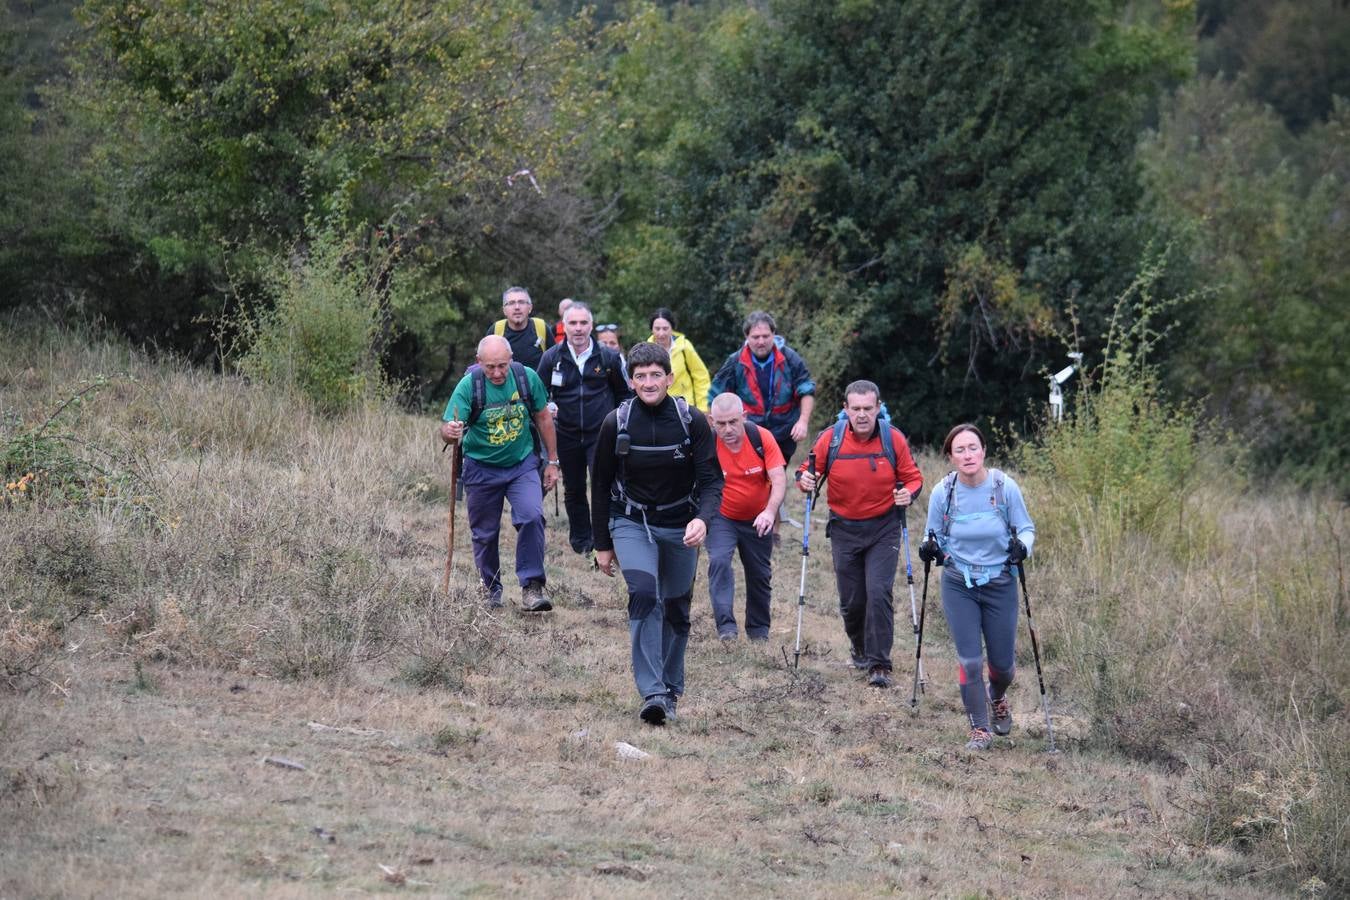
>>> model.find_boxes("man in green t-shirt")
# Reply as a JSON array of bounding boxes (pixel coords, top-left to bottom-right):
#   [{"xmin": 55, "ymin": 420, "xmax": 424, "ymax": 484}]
[{"xmin": 440, "ymin": 336, "xmax": 561, "ymax": 610}]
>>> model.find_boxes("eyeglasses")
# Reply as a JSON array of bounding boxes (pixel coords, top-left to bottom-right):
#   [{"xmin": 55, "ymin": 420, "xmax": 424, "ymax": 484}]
[{"xmin": 595, "ymin": 324, "xmax": 619, "ymax": 333}]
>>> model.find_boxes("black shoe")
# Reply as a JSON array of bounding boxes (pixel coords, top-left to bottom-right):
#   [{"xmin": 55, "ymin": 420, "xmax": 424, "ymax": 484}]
[
  {"xmin": 665, "ymin": 693, "xmax": 679, "ymax": 722},
  {"xmin": 867, "ymin": 666, "xmax": 892, "ymax": 688},
  {"xmin": 520, "ymin": 580, "xmax": 552, "ymax": 613},
  {"xmin": 639, "ymin": 696, "xmax": 667, "ymax": 726},
  {"xmin": 850, "ymin": 648, "xmax": 869, "ymax": 670}
]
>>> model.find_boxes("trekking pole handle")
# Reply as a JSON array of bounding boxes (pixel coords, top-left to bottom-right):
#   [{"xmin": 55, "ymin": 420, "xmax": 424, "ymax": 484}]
[{"xmin": 807, "ymin": 451, "xmax": 816, "ymax": 477}]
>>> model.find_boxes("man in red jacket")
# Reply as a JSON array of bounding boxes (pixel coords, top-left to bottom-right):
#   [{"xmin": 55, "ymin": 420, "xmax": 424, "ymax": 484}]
[{"xmin": 796, "ymin": 381, "xmax": 922, "ymax": 688}]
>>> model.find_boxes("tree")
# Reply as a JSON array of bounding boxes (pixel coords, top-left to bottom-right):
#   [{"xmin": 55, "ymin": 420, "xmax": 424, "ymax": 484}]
[
  {"xmin": 63, "ymin": 0, "xmax": 604, "ymax": 380},
  {"xmin": 1140, "ymin": 78, "xmax": 1350, "ymax": 487},
  {"xmin": 596, "ymin": 0, "xmax": 1190, "ymax": 438}
]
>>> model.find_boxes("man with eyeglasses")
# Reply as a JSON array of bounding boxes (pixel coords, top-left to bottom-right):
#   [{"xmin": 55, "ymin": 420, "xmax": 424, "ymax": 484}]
[
  {"xmin": 488, "ymin": 286, "xmax": 549, "ymax": 369},
  {"xmin": 536, "ymin": 302, "xmax": 631, "ymax": 555}
]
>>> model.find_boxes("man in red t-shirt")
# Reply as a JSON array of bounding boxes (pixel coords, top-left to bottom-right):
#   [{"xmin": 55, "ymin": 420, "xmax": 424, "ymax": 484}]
[
  {"xmin": 706, "ymin": 393, "xmax": 787, "ymax": 642},
  {"xmin": 796, "ymin": 381, "xmax": 923, "ymax": 688}
]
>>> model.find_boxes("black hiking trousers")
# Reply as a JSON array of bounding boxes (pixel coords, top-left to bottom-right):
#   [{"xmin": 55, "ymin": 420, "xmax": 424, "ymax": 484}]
[{"xmin": 829, "ymin": 511, "xmax": 902, "ymax": 671}]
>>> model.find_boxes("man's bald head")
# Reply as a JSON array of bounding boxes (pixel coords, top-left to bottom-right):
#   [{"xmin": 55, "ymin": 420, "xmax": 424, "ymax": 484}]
[
  {"xmin": 477, "ymin": 335, "xmax": 514, "ymax": 385},
  {"xmin": 710, "ymin": 393, "xmax": 746, "ymax": 417},
  {"xmin": 709, "ymin": 392, "xmax": 748, "ymax": 450}
]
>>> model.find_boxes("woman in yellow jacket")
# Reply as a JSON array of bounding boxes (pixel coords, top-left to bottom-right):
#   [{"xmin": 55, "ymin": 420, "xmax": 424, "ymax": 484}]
[{"xmin": 646, "ymin": 307, "xmax": 711, "ymax": 412}]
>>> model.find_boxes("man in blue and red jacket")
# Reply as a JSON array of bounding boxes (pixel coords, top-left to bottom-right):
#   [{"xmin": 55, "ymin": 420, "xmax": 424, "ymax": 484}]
[{"xmin": 709, "ymin": 311, "xmax": 815, "ymax": 464}]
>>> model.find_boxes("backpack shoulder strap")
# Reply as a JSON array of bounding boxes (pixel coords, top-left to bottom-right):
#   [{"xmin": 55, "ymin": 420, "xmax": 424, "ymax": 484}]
[
  {"xmin": 988, "ymin": 467, "xmax": 1012, "ymax": 535},
  {"xmin": 492, "ymin": 319, "xmax": 506, "ymax": 337},
  {"xmin": 878, "ymin": 422, "xmax": 898, "ymax": 473},
  {"xmin": 940, "ymin": 471, "xmax": 959, "ymax": 537},
  {"xmin": 744, "ymin": 421, "xmax": 765, "ymax": 462},
  {"xmin": 509, "ymin": 361, "xmax": 533, "ymax": 408},
  {"xmin": 467, "ymin": 368, "xmax": 487, "ymax": 425},
  {"xmin": 673, "ymin": 396, "xmax": 692, "ymax": 441},
  {"xmin": 532, "ymin": 318, "xmax": 547, "ymax": 346},
  {"xmin": 820, "ymin": 419, "xmax": 848, "ymax": 482}
]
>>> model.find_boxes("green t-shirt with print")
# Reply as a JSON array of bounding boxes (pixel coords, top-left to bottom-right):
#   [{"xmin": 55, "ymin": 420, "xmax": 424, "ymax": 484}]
[{"xmin": 442, "ymin": 366, "xmax": 547, "ymax": 468}]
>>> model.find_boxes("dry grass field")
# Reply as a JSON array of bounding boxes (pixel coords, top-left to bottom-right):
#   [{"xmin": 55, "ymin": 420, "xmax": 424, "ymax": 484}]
[{"xmin": 1, "ymin": 323, "xmax": 1344, "ymax": 897}]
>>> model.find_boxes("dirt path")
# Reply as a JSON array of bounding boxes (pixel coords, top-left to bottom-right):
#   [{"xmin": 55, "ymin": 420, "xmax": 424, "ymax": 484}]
[{"xmin": 1, "ymin": 503, "xmax": 1277, "ymax": 898}]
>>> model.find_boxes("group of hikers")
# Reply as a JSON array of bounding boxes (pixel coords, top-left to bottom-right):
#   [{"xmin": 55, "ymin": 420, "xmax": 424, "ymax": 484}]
[{"xmin": 439, "ymin": 287, "xmax": 1037, "ymax": 752}]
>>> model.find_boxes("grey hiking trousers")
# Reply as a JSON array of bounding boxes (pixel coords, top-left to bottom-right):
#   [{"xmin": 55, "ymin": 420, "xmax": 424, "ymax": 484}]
[{"xmin": 940, "ymin": 568, "xmax": 1018, "ymax": 731}]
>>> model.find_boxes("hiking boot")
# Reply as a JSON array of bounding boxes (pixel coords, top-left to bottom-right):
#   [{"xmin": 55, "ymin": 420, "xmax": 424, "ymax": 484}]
[
  {"xmin": 639, "ymin": 695, "xmax": 667, "ymax": 726},
  {"xmin": 520, "ymin": 580, "xmax": 552, "ymax": 613},
  {"xmin": 964, "ymin": 728, "xmax": 994, "ymax": 751},
  {"xmin": 665, "ymin": 692, "xmax": 679, "ymax": 722},
  {"xmin": 718, "ymin": 631, "xmax": 738, "ymax": 643},
  {"xmin": 850, "ymin": 646, "xmax": 868, "ymax": 670},
  {"xmin": 990, "ymin": 695, "xmax": 1013, "ymax": 736},
  {"xmin": 867, "ymin": 666, "xmax": 892, "ymax": 688}
]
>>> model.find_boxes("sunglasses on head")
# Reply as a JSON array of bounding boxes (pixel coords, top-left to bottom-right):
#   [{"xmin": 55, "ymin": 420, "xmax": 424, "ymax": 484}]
[{"xmin": 595, "ymin": 324, "xmax": 619, "ymax": 332}]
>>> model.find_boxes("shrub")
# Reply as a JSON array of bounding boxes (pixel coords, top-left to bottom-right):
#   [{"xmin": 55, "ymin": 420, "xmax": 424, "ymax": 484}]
[
  {"xmin": 397, "ymin": 583, "xmax": 506, "ymax": 691},
  {"xmin": 231, "ymin": 227, "xmax": 392, "ymax": 414},
  {"xmin": 1017, "ymin": 261, "xmax": 1200, "ymax": 547},
  {"xmin": 1011, "ymin": 259, "xmax": 1347, "ymax": 890}
]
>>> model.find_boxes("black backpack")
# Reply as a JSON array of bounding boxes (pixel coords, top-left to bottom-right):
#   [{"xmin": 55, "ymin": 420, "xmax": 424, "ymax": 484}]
[{"xmin": 611, "ymin": 396, "xmax": 697, "ymax": 514}]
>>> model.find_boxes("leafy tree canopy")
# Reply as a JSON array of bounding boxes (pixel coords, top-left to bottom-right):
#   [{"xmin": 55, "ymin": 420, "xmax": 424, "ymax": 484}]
[{"xmin": 596, "ymin": 0, "xmax": 1191, "ymax": 438}]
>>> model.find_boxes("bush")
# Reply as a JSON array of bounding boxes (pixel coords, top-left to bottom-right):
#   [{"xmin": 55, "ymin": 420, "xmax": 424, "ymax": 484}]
[
  {"xmin": 1012, "ymin": 260, "xmax": 1347, "ymax": 890},
  {"xmin": 232, "ymin": 227, "xmax": 392, "ymax": 414},
  {"xmin": 396, "ymin": 583, "xmax": 506, "ymax": 691},
  {"xmin": 1017, "ymin": 263, "xmax": 1200, "ymax": 547}
]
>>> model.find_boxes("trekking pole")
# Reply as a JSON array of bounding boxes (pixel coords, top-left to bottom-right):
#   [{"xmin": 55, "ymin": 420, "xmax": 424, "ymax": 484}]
[
  {"xmin": 898, "ymin": 502, "xmax": 926, "ymax": 690},
  {"xmin": 792, "ymin": 452, "xmax": 816, "ymax": 669},
  {"xmin": 1014, "ymin": 557, "xmax": 1057, "ymax": 753},
  {"xmin": 909, "ymin": 532, "xmax": 933, "ymax": 712}
]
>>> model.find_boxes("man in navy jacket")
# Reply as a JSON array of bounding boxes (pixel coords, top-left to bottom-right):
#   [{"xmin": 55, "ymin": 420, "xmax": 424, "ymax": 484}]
[{"xmin": 537, "ymin": 301, "xmax": 631, "ymax": 554}]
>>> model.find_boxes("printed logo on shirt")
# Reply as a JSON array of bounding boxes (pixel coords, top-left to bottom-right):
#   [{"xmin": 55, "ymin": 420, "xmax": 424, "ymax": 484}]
[
  {"xmin": 485, "ymin": 394, "xmax": 527, "ymax": 447},
  {"xmin": 672, "ymin": 446, "xmax": 685, "ymax": 460}
]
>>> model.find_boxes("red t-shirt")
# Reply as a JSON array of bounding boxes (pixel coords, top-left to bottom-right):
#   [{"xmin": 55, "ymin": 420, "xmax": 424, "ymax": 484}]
[{"xmin": 717, "ymin": 427, "xmax": 786, "ymax": 521}]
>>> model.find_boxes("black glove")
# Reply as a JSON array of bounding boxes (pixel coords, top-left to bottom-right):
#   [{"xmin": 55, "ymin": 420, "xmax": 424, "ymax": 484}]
[
  {"xmin": 1007, "ymin": 537, "xmax": 1028, "ymax": 565},
  {"xmin": 918, "ymin": 538, "xmax": 944, "ymax": 566}
]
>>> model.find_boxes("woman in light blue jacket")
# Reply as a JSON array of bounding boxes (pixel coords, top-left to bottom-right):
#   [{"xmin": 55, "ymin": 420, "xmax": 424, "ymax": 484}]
[{"xmin": 920, "ymin": 423, "xmax": 1035, "ymax": 751}]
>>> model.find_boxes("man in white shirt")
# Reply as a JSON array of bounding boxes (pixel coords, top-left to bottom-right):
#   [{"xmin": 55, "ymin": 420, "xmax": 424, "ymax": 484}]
[{"xmin": 536, "ymin": 302, "xmax": 632, "ymax": 555}]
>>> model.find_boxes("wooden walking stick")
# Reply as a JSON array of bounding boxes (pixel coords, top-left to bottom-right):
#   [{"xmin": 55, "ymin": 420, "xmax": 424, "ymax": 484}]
[{"xmin": 441, "ymin": 415, "xmax": 461, "ymax": 594}]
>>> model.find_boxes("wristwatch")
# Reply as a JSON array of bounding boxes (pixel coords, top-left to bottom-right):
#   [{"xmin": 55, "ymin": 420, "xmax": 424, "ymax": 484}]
[{"xmin": 547, "ymin": 459, "xmax": 561, "ymax": 466}]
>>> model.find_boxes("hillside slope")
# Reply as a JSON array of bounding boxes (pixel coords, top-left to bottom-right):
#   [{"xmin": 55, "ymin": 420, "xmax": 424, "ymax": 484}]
[{"xmin": 1, "ymin": 326, "xmax": 1341, "ymax": 897}]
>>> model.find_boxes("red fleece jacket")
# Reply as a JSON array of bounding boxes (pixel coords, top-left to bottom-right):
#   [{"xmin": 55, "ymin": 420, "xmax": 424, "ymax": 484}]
[{"xmin": 797, "ymin": 425, "xmax": 923, "ymax": 520}]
